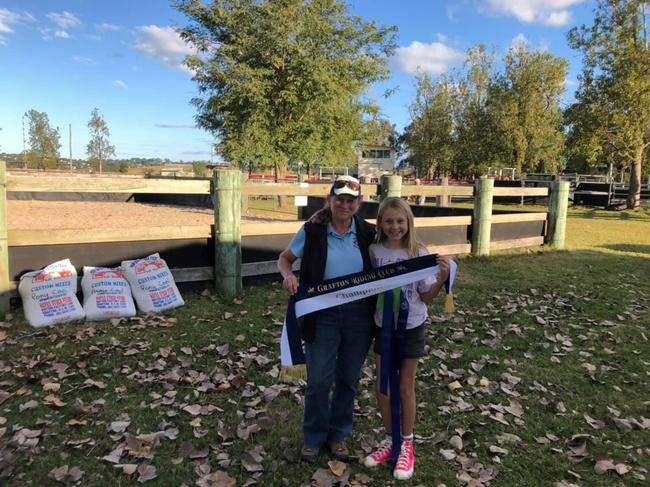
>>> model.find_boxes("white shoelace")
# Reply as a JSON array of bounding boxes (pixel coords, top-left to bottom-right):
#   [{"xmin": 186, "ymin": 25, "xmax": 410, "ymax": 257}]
[{"xmin": 395, "ymin": 442, "xmax": 412, "ymax": 469}]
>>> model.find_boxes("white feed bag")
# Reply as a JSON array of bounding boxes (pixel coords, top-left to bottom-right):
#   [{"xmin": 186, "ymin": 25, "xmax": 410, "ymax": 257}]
[
  {"xmin": 18, "ymin": 259, "xmax": 85, "ymax": 328},
  {"xmin": 121, "ymin": 253, "xmax": 184, "ymax": 313},
  {"xmin": 81, "ymin": 266, "xmax": 136, "ymax": 321}
]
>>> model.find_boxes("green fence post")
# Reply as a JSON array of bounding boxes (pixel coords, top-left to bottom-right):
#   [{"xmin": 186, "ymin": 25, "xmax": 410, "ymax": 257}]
[
  {"xmin": 380, "ymin": 174, "xmax": 402, "ymax": 201},
  {"xmin": 546, "ymin": 180, "xmax": 570, "ymax": 249},
  {"xmin": 471, "ymin": 177, "xmax": 494, "ymax": 256},
  {"xmin": 0, "ymin": 161, "xmax": 9, "ymax": 315},
  {"xmin": 241, "ymin": 172, "xmax": 249, "ymax": 214},
  {"xmin": 212, "ymin": 168, "xmax": 242, "ymax": 296}
]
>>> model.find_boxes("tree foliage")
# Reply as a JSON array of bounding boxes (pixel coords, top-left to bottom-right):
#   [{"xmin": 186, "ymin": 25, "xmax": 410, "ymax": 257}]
[
  {"xmin": 488, "ymin": 43, "xmax": 568, "ymax": 174},
  {"xmin": 453, "ymin": 44, "xmax": 501, "ymax": 176},
  {"xmin": 24, "ymin": 109, "xmax": 61, "ymax": 170},
  {"xmin": 567, "ymin": 0, "xmax": 650, "ymax": 208},
  {"xmin": 86, "ymin": 108, "xmax": 116, "ymax": 174},
  {"xmin": 176, "ymin": 0, "xmax": 397, "ymax": 179},
  {"xmin": 402, "ymin": 73, "xmax": 456, "ymax": 178},
  {"xmin": 400, "ymin": 42, "xmax": 567, "ymax": 178}
]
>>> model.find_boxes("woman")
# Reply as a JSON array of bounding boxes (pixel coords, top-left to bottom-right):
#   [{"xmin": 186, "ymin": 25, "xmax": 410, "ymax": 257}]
[{"xmin": 278, "ymin": 175, "xmax": 376, "ymax": 463}]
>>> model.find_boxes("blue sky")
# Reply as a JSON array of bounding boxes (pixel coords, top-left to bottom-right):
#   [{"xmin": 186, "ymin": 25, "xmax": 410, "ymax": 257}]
[{"xmin": 0, "ymin": 0, "xmax": 594, "ymax": 162}]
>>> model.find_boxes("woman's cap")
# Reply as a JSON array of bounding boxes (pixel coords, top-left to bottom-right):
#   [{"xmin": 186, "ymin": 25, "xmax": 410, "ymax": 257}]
[{"xmin": 330, "ymin": 175, "xmax": 361, "ymax": 197}]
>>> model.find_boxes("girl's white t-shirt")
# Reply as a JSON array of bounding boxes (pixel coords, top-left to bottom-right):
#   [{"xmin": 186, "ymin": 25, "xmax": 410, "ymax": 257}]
[{"xmin": 369, "ymin": 243, "xmax": 437, "ymax": 330}]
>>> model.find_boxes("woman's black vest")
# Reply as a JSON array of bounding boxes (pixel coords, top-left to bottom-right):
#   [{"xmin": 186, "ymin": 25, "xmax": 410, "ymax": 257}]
[{"xmin": 298, "ymin": 214, "xmax": 376, "ymax": 342}]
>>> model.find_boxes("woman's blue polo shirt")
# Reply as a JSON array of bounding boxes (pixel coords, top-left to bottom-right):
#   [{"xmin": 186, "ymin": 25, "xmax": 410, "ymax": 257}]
[{"xmin": 288, "ymin": 219, "xmax": 364, "ymax": 280}]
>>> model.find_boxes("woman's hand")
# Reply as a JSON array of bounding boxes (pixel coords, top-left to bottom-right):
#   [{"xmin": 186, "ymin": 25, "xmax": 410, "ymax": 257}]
[{"xmin": 282, "ymin": 273, "xmax": 299, "ymax": 295}]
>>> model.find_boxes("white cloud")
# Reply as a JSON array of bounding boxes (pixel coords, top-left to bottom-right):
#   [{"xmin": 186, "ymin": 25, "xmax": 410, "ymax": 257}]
[
  {"xmin": 394, "ymin": 41, "xmax": 465, "ymax": 75},
  {"xmin": 113, "ymin": 80, "xmax": 128, "ymax": 90},
  {"xmin": 97, "ymin": 23, "xmax": 121, "ymax": 31},
  {"xmin": 47, "ymin": 11, "xmax": 81, "ymax": 29},
  {"xmin": 484, "ymin": 0, "xmax": 585, "ymax": 27},
  {"xmin": 0, "ymin": 8, "xmax": 20, "ymax": 33},
  {"xmin": 545, "ymin": 10, "xmax": 571, "ymax": 27},
  {"xmin": 0, "ymin": 8, "xmax": 34, "ymax": 44},
  {"xmin": 133, "ymin": 25, "xmax": 198, "ymax": 76},
  {"xmin": 510, "ymin": 33, "xmax": 530, "ymax": 50},
  {"xmin": 73, "ymin": 55, "xmax": 94, "ymax": 64},
  {"xmin": 55, "ymin": 30, "xmax": 70, "ymax": 39}
]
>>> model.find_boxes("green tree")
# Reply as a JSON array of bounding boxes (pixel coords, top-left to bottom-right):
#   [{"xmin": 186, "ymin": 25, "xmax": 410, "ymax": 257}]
[
  {"xmin": 86, "ymin": 108, "xmax": 116, "ymax": 174},
  {"xmin": 567, "ymin": 0, "xmax": 650, "ymax": 208},
  {"xmin": 488, "ymin": 43, "xmax": 568, "ymax": 175},
  {"xmin": 176, "ymin": 0, "xmax": 397, "ymax": 184},
  {"xmin": 453, "ymin": 44, "xmax": 501, "ymax": 176},
  {"xmin": 118, "ymin": 162, "xmax": 129, "ymax": 173},
  {"xmin": 24, "ymin": 109, "xmax": 61, "ymax": 169},
  {"xmin": 192, "ymin": 160, "xmax": 207, "ymax": 177},
  {"xmin": 403, "ymin": 72, "xmax": 456, "ymax": 178}
]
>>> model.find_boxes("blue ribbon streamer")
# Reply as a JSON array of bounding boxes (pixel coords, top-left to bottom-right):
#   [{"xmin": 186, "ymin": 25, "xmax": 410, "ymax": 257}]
[{"xmin": 379, "ymin": 288, "xmax": 410, "ymax": 466}]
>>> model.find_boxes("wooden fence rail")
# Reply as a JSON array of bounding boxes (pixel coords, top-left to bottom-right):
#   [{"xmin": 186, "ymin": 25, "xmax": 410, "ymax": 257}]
[{"xmin": 0, "ymin": 163, "xmax": 569, "ymax": 312}]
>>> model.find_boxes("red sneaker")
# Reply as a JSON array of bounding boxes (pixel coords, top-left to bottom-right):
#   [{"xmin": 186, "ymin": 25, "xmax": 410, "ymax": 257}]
[
  {"xmin": 362, "ymin": 439, "xmax": 393, "ymax": 467},
  {"xmin": 393, "ymin": 439, "xmax": 414, "ymax": 480}
]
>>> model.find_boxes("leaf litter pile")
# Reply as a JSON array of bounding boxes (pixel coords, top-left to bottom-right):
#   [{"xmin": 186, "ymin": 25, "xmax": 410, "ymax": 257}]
[{"xmin": 0, "ymin": 251, "xmax": 649, "ymax": 486}]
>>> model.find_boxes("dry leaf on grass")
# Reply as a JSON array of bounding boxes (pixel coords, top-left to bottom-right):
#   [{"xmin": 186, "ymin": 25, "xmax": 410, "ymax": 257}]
[
  {"xmin": 114, "ymin": 464, "xmax": 138, "ymax": 475},
  {"xmin": 110, "ymin": 421, "xmax": 131, "ymax": 433},
  {"xmin": 48, "ymin": 465, "xmax": 84, "ymax": 484},
  {"xmin": 44, "ymin": 394, "xmax": 66, "ymax": 407},
  {"xmin": 328, "ymin": 460, "xmax": 346, "ymax": 477},
  {"xmin": 584, "ymin": 414, "xmax": 605, "ymax": 429},
  {"xmin": 137, "ymin": 464, "xmax": 157, "ymax": 483}
]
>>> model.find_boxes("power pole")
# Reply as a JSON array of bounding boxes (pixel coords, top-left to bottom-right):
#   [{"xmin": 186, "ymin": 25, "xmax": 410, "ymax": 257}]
[
  {"xmin": 22, "ymin": 115, "xmax": 27, "ymax": 169},
  {"xmin": 69, "ymin": 123, "xmax": 72, "ymax": 172}
]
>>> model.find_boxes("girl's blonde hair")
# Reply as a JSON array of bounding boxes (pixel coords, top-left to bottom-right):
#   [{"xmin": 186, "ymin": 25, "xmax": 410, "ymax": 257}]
[{"xmin": 376, "ymin": 197, "xmax": 423, "ymax": 258}]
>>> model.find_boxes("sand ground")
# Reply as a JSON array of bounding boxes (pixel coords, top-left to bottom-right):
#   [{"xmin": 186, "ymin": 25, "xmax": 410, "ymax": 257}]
[{"xmin": 7, "ymin": 200, "xmax": 296, "ymax": 229}]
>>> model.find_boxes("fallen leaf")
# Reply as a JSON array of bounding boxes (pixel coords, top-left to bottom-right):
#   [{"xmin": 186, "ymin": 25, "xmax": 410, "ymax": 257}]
[
  {"xmin": 42, "ymin": 382, "xmax": 61, "ymax": 392},
  {"xmin": 594, "ymin": 459, "xmax": 616, "ymax": 475},
  {"xmin": 449, "ymin": 435, "xmax": 463, "ymax": 451},
  {"xmin": 137, "ymin": 464, "xmax": 157, "ymax": 483},
  {"xmin": 44, "ymin": 395, "xmax": 66, "ymax": 408},
  {"xmin": 110, "ymin": 421, "xmax": 131, "ymax": 433},
  {"xmin": 48, "ymin": 465, "xmax": 84, "ymax": 484},
  {"xmin": 114, "ymin": 464, "xmax": 138, "ymax": 475},
  {"xmin": 19, "ymin": 400, "xmax": 38, "ymax": 412},
  {"xmin": 328, "ymin": 460, "xmax": 346, "ymax": 477},
  {"xmin": 584, "ymin": 414, "xmax": 605, "ymax": 430}
]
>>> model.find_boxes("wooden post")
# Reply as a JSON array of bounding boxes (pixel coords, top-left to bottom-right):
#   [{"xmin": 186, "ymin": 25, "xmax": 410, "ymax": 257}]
[
  {"xmin": 241, "ymin": 172, "xmax": 249, "ymax": 214},
  {"xmin": 436, "ymin": 177, "xmax": 450, "ymax": 207},
  {"xmin": 380, "ymin": 174, "xmax": 402, "ymax": 201},
  {"xmin": 546, "ymin": 180, "xmax": 570, "ymax": 249},
  {"xmin": 212, "ymin": 168, "xmax": 242, "ymax": 296},
  {"xmin": 0, "ymin": 161, "xmax": 9, "ymax": 314},
  {"xmin": 471, "ymin": 177, "xmax": 494, "ymax": 256},
  {"xmin": 360, "ymin": 175, "xmax": 371, "ymax": 202}
]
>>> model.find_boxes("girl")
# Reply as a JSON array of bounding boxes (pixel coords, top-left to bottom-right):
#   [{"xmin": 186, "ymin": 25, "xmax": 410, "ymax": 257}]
[{"xmin": 363, "ymin": 197, "xmax": 450, "ymax": 481}]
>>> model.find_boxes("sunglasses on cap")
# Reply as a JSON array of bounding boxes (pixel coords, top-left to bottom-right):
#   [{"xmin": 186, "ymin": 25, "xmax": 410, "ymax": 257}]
[{"xmin": 332, "ymin": 179, "xmax": 360, "ymax": 191}]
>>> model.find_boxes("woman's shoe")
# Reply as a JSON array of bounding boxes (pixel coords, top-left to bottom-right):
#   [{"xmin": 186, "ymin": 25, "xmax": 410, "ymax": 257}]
[
  {"xmin": 301, "ymin": 445, "xmax": 320, "ymax": 463},
  {"xmin": 327, "ymin": 441, "xmax": 349, "ymax": 461}
]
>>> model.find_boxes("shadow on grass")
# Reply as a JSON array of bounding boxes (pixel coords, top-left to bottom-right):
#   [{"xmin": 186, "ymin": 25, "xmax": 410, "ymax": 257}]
[
  {"xmin": 572, "ymin": 207, "xmax": 650, "ymax": 221},
  {"xmin": 599, "ymin": 243, "xmax": 650, "ymax": 254}
]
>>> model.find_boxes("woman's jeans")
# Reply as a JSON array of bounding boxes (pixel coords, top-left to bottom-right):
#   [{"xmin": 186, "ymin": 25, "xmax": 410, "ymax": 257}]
[{"xmin": 303, "ymin": 300, "xmax": 373, "ymax": 449}]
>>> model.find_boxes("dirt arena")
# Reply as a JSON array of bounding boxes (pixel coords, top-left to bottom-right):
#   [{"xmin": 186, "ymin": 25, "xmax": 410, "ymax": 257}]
[{"xmin": 7, "ymin": 200, "xmax": 296, "ymax": 230}]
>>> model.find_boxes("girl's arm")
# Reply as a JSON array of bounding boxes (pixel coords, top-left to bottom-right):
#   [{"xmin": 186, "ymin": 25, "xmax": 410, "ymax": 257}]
[{"xmin": 419, "ymin": 256, "xmax": 451, "ymax": 304}]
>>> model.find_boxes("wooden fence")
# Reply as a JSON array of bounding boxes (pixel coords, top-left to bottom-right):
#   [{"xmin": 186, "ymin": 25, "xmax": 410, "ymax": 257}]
[{"xmin": 0, "ymin": 163, "xmax": 569, "ymax": 312}]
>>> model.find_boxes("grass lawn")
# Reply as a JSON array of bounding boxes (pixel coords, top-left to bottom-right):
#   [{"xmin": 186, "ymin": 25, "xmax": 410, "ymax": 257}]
[{"xmin": 1, "ymin": 207, "xmax": 649, "ymax": 486}]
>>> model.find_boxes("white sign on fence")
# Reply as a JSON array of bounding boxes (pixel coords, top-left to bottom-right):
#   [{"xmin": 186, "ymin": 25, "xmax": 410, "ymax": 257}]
[{"xmin": 294, "ymin": 182, "xmax": 309, "ymax": 206}]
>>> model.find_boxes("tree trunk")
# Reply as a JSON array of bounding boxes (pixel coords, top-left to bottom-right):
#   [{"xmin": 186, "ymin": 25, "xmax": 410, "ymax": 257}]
[
  {"xmin": 626, "ymin": 146, "xmax": 643, "ymax": 209},
  {"xmin": 274, "ymin": 161, "xmax": 289, "ymax": 208}
]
